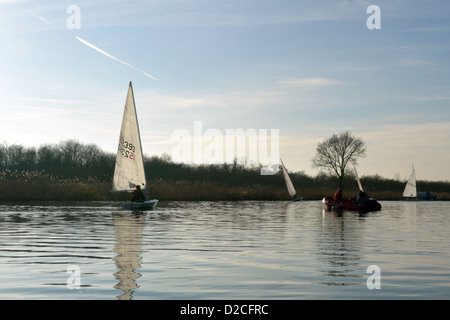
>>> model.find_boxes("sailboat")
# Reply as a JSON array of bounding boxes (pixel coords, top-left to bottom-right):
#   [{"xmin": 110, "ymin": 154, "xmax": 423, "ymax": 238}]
[
  {"xmin": 111, "ymin": 82, "xmax": 158, "ymax": 210},
  {"xmin": 403, "ymin": 164, "xmax": 417, "ymax": 200},
  {"xmin": 322, "ymin": 165, "xmax": 382, "ymax": 211},
  {"xmin": 280, "ymin": 158, "xmax": 301, "ymax": 201}
]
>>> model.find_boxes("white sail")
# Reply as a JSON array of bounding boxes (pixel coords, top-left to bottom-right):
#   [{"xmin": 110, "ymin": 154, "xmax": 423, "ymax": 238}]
[
  {"xmin": 403, "ymin": 164, "xmax": 417, "ymax": 198},
  {"xmin": 112, "ymin": 82, "xmax": 147, "ymax": 193},
  {"xmin": 281, "ymin": 158, "xmax": 297, "ymax": 198},
  {"xmin": 353, "ymin": 164, "xmax": 364, "ymax": 192}
]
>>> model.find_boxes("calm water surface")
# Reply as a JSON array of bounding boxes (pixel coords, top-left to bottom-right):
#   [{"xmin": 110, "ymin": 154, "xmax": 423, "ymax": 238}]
[{"xmin": 0, "ymin": 200, "xmax": 449, "ymax": 299}]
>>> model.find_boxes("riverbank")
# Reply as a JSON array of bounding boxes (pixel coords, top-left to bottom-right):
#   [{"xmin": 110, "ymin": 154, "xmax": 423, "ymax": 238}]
[
  {"xmin": 2, "ymin": 142, "xmax": 450, "ymax": 202},
  {"xmin": 1, "ymin": 176, "xmax": 449, "ymax": 202}
]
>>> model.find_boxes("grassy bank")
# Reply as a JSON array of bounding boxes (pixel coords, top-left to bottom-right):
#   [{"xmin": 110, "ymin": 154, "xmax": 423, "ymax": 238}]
[
  {"xmin": 2, "ymin": 141, "xmax": 450, "ymax": 202},
  {"xmin": 0, "ymin": 170, "xmax": 111, "ymax": 201},
  {"xmin": 139, "ymin": 180, "xmax": 450, "ymax": 201},
  {"xmin": 0, "ymin": 176, "xmax": 300, "ymax": 202},
  {"xmin": 2, "ymin": 171, "xmax": 449, "ymax": 202}
]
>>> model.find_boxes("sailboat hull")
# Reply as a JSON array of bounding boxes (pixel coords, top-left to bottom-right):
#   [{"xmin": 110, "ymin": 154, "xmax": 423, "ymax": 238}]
[
  {"xmin": 122, "ymin": 199, "xmax": 158, "ymax": 211},
  {"xmin": 322, "ymin": 197, "xmax": 381, "ymax": 212}
]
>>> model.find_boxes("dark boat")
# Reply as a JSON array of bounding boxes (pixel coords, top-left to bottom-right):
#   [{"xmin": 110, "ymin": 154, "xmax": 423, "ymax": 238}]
[
  {"xmin": 322, "ymin": 196, "xmax": 382, "ymax": 212},
  {"xmin": 417, "ymin": 192, "xmax": 437, "ymax": 201}
]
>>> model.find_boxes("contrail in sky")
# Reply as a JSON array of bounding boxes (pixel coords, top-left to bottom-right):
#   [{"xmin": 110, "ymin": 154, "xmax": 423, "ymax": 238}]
[
  {"xmin": 22, "ymin": 5, "xmax": 158, "ymax": 81},
  {"xmin": 21, "ymin": 6, "xmax": 51, "ymax": 25},
  {"xmin": 75, "ymin": 36, "xmax": 158, "ymax": 81}
]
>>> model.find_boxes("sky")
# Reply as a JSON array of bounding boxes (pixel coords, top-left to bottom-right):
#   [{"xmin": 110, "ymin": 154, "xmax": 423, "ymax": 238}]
[{"xmin": 1, "ymin": 0, "xmax": 449, "ymax": 182}]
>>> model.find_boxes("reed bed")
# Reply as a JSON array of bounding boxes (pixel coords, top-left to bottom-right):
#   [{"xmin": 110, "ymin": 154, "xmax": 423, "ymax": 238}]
[
  {"xmin": 1, "ymin": 169, "xmax": 449, "ymax": 202},
  {"xmin": 2, "ymin": 141, "xmax": 449, "ymax": 202},
  {"xmin": 0, "ymin": 170, "xmax": 111, "ymax": 201}
]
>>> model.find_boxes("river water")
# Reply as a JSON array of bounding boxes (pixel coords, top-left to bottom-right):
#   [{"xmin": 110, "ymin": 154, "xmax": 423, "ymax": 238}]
[{"xmin": 0, "ymin": 200, "xmax": 449, "ymax": 300}]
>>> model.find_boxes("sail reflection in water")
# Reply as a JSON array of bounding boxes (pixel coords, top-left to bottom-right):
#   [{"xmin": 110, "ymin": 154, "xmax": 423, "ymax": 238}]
[{"xmin": 112, "ymin": 212, "xmax": 145, "ymax": 300}]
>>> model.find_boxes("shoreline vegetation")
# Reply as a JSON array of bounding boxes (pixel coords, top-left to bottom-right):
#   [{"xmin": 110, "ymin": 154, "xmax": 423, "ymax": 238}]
[{"xmin": 1, "ymin": 140, "xmax": 450, "ymax": 202}]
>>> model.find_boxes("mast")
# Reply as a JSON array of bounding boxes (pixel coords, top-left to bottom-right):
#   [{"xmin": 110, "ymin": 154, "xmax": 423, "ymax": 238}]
[
  {"xmin": 130, "ymin": 81, "xmax": 149, "ymax": 200},
  {"xmin": 128, "ymin": 81, "xmax": 149, "ymax": 200}
]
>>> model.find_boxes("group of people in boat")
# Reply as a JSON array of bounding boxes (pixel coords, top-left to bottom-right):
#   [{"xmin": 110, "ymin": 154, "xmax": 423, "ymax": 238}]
[{"xmin": 333, "ymin": 188, "xmax": 369, "ymax": 204}]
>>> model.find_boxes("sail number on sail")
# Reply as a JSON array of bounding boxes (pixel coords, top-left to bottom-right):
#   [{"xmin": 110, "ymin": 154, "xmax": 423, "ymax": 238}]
[{"xmin": 118, "ymin": 134, "xmax": 136, "ymax": 160}]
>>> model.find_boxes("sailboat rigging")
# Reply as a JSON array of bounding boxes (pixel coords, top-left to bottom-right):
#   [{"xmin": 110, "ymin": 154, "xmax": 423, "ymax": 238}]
[
  {"xmin": 111, "ymin": 82, "xmax": 158, "ymax": 210},
  {"xmin": 280, "ymin": 158, "xmax": 301, "ymax": 201}
]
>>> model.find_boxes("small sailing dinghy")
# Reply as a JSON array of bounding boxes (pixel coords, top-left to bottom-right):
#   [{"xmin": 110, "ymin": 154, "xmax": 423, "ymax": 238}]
[
  {"xmin": 403, "ymin": 164, "xmax": 417, "ymax": 200},
  {"xmin": 280, "ymin": 158, "xmax": 301, "ymax": 201},
  {"xmin": 111, "ymin": 82, "xmax": 158, "ymax": 210}
]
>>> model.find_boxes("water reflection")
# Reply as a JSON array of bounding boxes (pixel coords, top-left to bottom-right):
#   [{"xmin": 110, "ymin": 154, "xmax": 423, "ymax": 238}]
[
  {"xmin": 1, "ymin": 201, "xmax": 449, "ymax": 299},
  {"xmin": 112, "ymin": 212, "xmax": 145, "ymax": 300},
  {"xmin": 318, "ymin": 209, "xmax": 366, "ymax": 286}
]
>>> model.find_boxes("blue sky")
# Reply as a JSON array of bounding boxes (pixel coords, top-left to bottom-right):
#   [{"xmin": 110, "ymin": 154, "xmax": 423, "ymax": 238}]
[{"xmin": 1, "ymin": 0, "xmax": 449, "ymax": 181}]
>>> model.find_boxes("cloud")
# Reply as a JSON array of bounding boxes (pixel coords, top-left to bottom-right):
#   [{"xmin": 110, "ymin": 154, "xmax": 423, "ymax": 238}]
[
  {"xmin": 75, "ymin": 36, "xmax": 158, "ymax": 81},
  {"xmin": 404, "ymin": 26, "xmax": 450, "ymax": 33},
  {"xmin": 41, "ymin": 0, "xmax": 374, "ymax": 29},
  {"xmin": 357, "ymin": 121, "xmax": 450, "ymax": 179},
  {"xmin": 399, "ymin": 58, "xmax": 435, "ymax": 67},
  {"xmin": 0, "ymin": 0, "xmax": 30, "ymax": 6},
  {"xmin": 0, "ymin": 102, "xmax": 118, "ymax": 149},
  {"xmin": 278, "ymin": 77, "xmax": 343, "ymax": 88},
  {"xmin": 407, "ymin": 95, "xmax": 450, "ymax": 102}
]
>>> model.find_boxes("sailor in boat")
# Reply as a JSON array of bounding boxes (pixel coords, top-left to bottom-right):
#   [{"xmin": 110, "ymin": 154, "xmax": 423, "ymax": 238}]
[
  {"xmin": 356, "ymin": 190, "xmax": 369, "ymax": 204},
  {"xmin": 131, "ymin": 185, "xmax": 146, "ymax": 202},
  {"xmin": 333, "ymin": 188, "xmax": 342, "ymax": 202}
]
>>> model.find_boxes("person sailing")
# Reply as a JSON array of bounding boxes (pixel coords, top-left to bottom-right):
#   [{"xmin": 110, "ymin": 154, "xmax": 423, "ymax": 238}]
[
  {"xmin": 333, "ymin": 188, "xmax": 342, "ymax": 202},
  {"xmin": 131, "ymin": 185, "xmax": 146, "ymax": 202},
  {"xmin": 357, "ymin": 190, "xmax": 369, "ymax": 204}
]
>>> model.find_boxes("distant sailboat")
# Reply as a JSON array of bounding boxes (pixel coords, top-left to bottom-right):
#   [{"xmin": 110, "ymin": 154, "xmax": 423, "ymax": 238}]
[
  {"xmin": 280, "ymin": 159, "xmax": 301, "ymax": 202},
  {"xmin": 111, "ymin": 82, "xmax": 158, "ymax": 210},
  {"xmin": 403, "ymin": 164, "xmax": 417, "ymax": 200}
]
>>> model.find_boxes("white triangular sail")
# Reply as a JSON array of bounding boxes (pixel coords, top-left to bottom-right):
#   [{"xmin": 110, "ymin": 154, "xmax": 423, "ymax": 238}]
[
  {"xmin": 112, "ymin": 82, "xmax": 147, "ymax": 194},
  {"xmin": 403, "ymin": 164, "xmax": 417, "ymax": 198},
  {"xmin": 281, "ymin": 158, "xmax": 297, "ymax": 198},
  {"xmin": 353, "ymin": 164, "xmax": 364, "ymax": 192}
]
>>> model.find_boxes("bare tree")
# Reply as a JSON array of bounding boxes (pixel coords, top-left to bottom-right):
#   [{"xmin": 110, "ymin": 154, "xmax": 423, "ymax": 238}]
[{"xmin": 312, "ymin": 130, "xmax": 366, "ymax": 190}]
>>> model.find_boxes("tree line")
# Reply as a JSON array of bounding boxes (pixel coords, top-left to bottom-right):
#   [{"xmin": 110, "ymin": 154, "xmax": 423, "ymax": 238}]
[
  {"xmin": 0, "ymin": 140, "xmax": 115, "ymax": 181},
  {"xmin": 0, "ymin": 140, "xmax": 358, "ymax": 189},
  {"xmin": 1, "ymin": 139, "xmax": 449, "ymax": 199}
]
